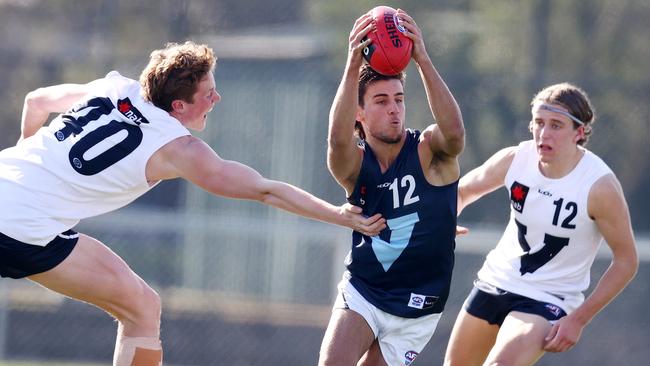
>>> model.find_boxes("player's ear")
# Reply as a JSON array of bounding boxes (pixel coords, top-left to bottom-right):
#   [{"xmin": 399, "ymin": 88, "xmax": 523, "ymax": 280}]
[
  {"xmin": 170, "ymin": 99, "xmax": 185, "ymax": 114},
  {"xmin": 356, "ymin": 105, "xmax": 365, "ymax": 122},
  {"xmin": 574, "ymin": 125, "xmax": 585, "ymax": 143}
]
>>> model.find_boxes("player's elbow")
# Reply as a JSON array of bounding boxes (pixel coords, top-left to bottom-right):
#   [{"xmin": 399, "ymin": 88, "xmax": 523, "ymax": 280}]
[
  {"xmin": 24, "ymin": 89, "xmax": 47, "ymax": 111},
  {"xmin": 449, "ymin": 117, "xmax": 466, "ymax": 142},
  {"xmin": 253, "ymin": 179, "xmax": 282, "ymax": 205},
  {"xmin": 327, "ymin": 132, "xmax": 353, "ymax": 152},
  {"xmin": 442, "ymin": 115, "xmax": 465, "ymax": 153},
  {"xmin": 446, "ymin": 127, "xmax": 465, "ymax": 156},
  {"xmin": 624, "ymin": 251, "xmax": 639, "ymax": 280},
  {"xmin": 614, "ymin": 246, "xmax": 639, "ymax": 284}
]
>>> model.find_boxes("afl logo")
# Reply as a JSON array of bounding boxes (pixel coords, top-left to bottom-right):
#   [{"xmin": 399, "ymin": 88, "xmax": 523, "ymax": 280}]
[
  {"xmin": 55, "ymin": 131, "xmax": 65, "ymax": 141},
  {"xmin": 545, "ymin": 304, "xmax": 562, "ymax": 317},
  {"xmin": 404, "ymin": 350, "xmax": 419, "ymax": 365}
]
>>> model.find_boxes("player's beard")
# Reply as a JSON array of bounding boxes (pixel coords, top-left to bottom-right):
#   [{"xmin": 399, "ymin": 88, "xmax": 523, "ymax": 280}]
[{"xmin": 371, "ymin": 128, "xmax": 404, "ymax": 144}]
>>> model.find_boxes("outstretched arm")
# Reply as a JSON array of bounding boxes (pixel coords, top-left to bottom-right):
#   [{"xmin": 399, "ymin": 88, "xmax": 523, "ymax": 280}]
[
  {"xmin": 397, "ymin": 9, "xmax": 465, "ymax": 158},
  {"xmin": 327, "ymin": 12, "xmax": 373, "ymax": 194},
  {"xmin": 544, "ymin": 174, "xmax": 638, "ymax": 353},
  {"xmin": 458, "ymin": 146, "xmax": 516, "ymax": 214},
  {"xmin": 151, "ymin": 136, "xmax": 386, "ymax": 236},
  {"xmin": 20, "ymin": 82, "xmax": 98, "ymax": 141}
]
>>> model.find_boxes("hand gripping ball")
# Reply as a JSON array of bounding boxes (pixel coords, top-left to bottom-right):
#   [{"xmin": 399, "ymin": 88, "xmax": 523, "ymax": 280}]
[{"xmin": 362, "ymin": 6, "xmax": 413, "ymax": 75}]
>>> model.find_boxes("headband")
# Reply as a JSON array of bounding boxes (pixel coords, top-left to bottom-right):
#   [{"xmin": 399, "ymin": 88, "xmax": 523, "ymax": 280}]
[{"xmin": 539, "ymin": 104, "xmax": 584, "ymax": 125}]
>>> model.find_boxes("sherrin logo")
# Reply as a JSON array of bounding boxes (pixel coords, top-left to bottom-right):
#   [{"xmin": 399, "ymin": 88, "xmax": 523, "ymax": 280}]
[{"xmin": 382, "ymin": 12, "xmax": 403, "ymax": 48}]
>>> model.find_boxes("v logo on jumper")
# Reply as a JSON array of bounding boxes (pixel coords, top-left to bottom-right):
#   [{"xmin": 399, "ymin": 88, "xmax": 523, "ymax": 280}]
[{"xmin": 371, "ymin": 213, "xmax": 419, "ymax": 271}]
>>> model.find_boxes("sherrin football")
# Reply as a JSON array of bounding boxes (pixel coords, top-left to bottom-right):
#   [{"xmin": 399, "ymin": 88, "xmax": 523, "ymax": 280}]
[{"xmin": 362, "ymin": 6, "xmax": 413, "ymax": 75}]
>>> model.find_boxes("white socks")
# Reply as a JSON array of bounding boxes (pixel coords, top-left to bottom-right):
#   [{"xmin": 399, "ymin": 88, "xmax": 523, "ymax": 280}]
[{"xmin": 113, "ymin": 336, "xmax": 163, "ymax": 366}]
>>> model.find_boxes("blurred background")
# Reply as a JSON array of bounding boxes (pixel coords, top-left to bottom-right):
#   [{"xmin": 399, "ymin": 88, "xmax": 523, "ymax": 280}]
[{"xmin": 0, "ymin": 0, "xmax": 648, "ymax": 365}]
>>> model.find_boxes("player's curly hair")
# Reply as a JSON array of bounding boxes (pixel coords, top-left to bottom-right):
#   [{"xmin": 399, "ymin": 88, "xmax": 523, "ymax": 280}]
[
  {"xmin": 140, "ymin": 41, "xmax": 216, "ymax": 112},
  {"xmin": 355, "ymin": 64, "xmax": 405, "ymax": 140},
  {"xmin": 531, "ymin": 83, "xmax": 595, "ymax": 146}
]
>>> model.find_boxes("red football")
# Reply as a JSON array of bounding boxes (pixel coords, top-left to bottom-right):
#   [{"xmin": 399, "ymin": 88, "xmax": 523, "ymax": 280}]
[{"xmin": 362, "ymin": 6, "xmax": 413, "ymax": 75}]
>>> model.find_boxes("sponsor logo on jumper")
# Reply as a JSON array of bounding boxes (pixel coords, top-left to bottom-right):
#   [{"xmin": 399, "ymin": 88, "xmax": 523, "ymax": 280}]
[
  {"xmin": 408, "ymin": 293, "xmax": 438, "ymax": 309},
  {"xmin": 510, "ymin": 181, "xmax": 530, "ymax": 213},
  {"xmin": 423, "ymin": 296, "xmax": 438, "ymax": 309},
  {"xmin": 117, "ymin": 97, "xmax": 149, "ymax": 125}
]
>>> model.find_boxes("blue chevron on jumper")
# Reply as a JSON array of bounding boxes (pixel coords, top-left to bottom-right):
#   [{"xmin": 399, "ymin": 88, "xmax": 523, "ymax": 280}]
[{"xmin": 371, "ymin": 212, "xmax": 419, "ymax": 271}]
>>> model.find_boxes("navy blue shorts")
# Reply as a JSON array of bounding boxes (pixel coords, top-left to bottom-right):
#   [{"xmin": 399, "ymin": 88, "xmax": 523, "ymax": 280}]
[
  {"xmin": 464, "ymin": 280, "xmax": 567, "ymax": 326},
  {"xmin": 0, "ymin": 230, "xmax": 78, "ymax": 279}
]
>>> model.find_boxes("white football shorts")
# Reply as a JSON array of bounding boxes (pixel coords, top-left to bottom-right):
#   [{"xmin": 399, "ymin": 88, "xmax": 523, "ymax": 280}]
[{"xmin": 334, "ymin": 277, "xmax": 441, "ymax": 366}]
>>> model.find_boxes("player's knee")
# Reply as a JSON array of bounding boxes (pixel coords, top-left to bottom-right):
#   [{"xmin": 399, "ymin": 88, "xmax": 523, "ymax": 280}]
[
  {"xmin": 138, "ymin": 284, "xmax": 162, "ymax": 316},
  {"xmin": 112, "ymin": 278, "xmax": 161, "ymax": 328},
  {"xmin": 131, "ymin": 283, "xmax": 161, "ymax": 322}
]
